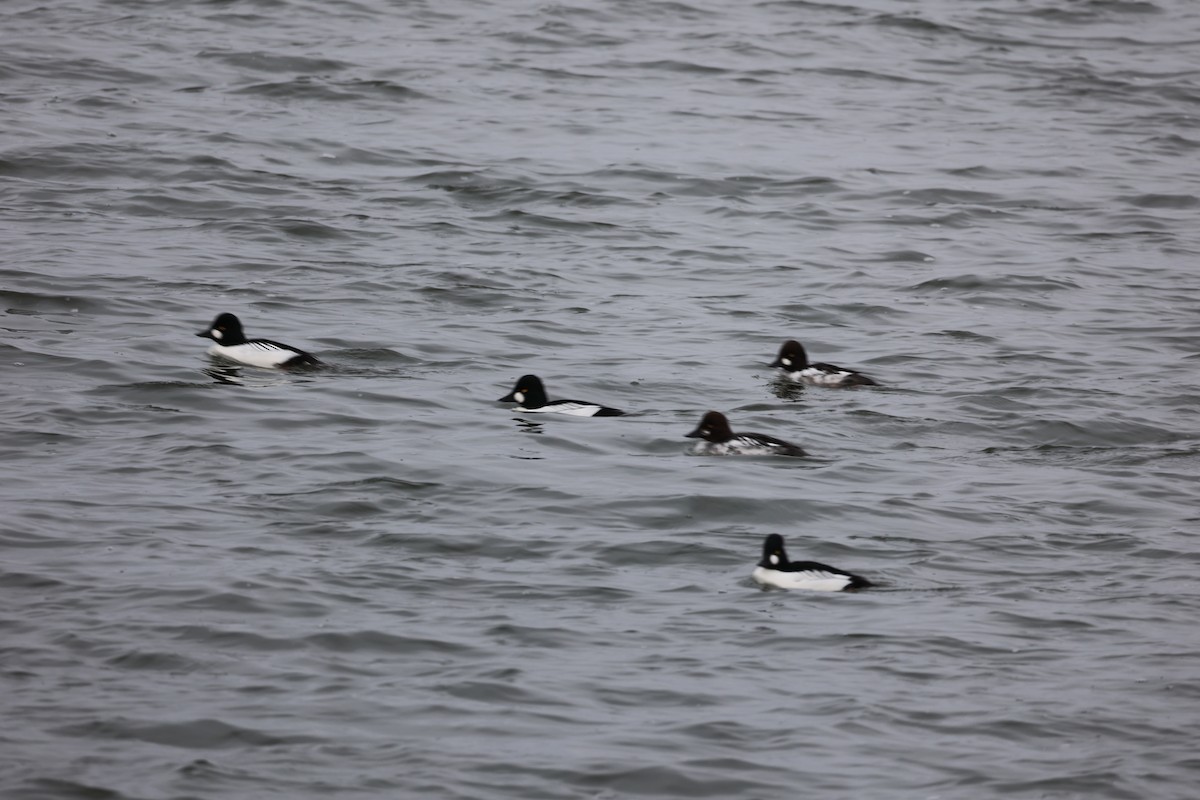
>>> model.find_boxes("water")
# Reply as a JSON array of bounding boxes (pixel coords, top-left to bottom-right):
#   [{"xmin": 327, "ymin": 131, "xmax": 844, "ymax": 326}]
[{"xmin": 3, "ymin": 0, "xmax": 1199, "ymax": 797}]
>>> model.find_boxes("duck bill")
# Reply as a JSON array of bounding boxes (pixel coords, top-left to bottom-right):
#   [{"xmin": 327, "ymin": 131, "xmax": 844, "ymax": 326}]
[
  {"xmin": 196, "ymin": 330, "xmax": 211, "ymax": 339},
  {"xmin": 768, "ymin": 358, "xmax": 783, "ymax": 368},
  {"xmin": 498, "ymin": 391, "xmax": 517, "ymax": 403},
  {"xmin": 684, "ymin": 426, "xmax": 703, "ymax": 439}
]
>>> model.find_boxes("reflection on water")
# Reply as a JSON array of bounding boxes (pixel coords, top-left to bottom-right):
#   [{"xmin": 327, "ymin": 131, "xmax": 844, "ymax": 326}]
[
  {"xmin": 512, "ymin": 417, "xmax": 545, "ymax": 435},
  {"xmin": 203, "ymin": 364, "xmax": 245, "ymax": 386}
]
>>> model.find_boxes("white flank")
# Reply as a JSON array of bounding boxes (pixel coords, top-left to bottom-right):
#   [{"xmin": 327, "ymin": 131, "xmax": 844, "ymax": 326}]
[
  {"xmin": 752, "ymin": 566, "xmax": 850, "ymax": 592},
  {"xmin": 208, "ymin": 342, "xmax": 298, "ymax": 368},
  {"xmin": 690, "ymin": 439, "xmax": 777, "ymax": 456},
  {"xmin": 734, "ymin": 435, "xmax": 783, "ymax": 454},
  {"xmin": 520, "ymin": 401, "xmax": 601, "ymax": 416},
  {"xmin": 798, "ymin": 367, "xmax": 851, "ymax": 387}
]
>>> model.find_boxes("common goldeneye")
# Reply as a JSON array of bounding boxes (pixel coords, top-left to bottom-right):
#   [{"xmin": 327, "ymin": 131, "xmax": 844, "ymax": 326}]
[
  {"xmin": 769, "ymin": 339, "xmax": 877, "ymax": 387},
  {"xmin": 752, "ymin": 533, "xmax": 872, "ymax": 592},
  {"xmin": 684, "ymin": 411, "xmax": 807, "ymax": 457},
  {"xmin": 196, "ymin": 313, "xmax": 320, "ymax": 368},
  {"xmin": 498, "ymin": 374, "xmax": 625, "ymax": 416}
]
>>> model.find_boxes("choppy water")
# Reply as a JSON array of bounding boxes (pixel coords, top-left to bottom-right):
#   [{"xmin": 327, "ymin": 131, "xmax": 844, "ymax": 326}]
[{"xmin": 3, "ymin": 0, "xmax": 1200, "ymax": 797}]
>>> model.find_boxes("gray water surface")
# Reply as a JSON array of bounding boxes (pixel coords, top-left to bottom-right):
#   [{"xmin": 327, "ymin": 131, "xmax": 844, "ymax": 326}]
[{"xmin": 2, "ymin": 1, "xmax": 1199, "ymax": 798}]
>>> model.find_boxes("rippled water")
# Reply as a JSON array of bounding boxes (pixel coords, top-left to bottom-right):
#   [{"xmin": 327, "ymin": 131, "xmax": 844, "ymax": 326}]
[{"xmin": 3, "ymin": 0, "xmax": 1199, "ymax": 797}]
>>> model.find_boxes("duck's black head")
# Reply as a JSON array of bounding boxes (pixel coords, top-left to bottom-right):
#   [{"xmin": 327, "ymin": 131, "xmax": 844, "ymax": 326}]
[
  {"xmin": 769, "ymin": 340, "xmax": 809, "ymax": 370},
  {"xmin": 685, "ymin": 411, "xmax": 735, "ymax": 443},
  {"xmin": 197, "ymin": 313, "xmax": 246, "ymax": 344}
]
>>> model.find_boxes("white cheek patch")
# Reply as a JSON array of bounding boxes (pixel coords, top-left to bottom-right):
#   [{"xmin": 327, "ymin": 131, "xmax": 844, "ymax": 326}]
[
  {"xmin": 514, "ymin": 390, "xmax": 525, "ymax": 403},
  {"xmin": 781, "ymin": 357, "xmax": 792, "ymax": 366},
  {"xmin": 769, "ymin": 554, "xmax": 779, "ymax": 565},
  {"xmin": 211, "ymin": 329, "xmax": 223, "ymax": 340}
]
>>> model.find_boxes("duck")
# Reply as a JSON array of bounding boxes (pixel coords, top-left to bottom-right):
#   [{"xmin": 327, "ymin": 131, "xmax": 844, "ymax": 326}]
[
  {"xmin": 498, "ymin": 375, "xmax": 624, "ymax": 416},
  {"xmin": 196, "ymin": 313, "xmax": 320, "ymax": 368},
  {"xmin": 684, "ymin": 411, "xmax": 807, "ymax": 457},
  {"xmin": 769, "ymin": 339, "xmax": 876, "ymax": 387},
  {"xmin": 752, "ymin": 533, "xmax": 872, "ymax": 591}
]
